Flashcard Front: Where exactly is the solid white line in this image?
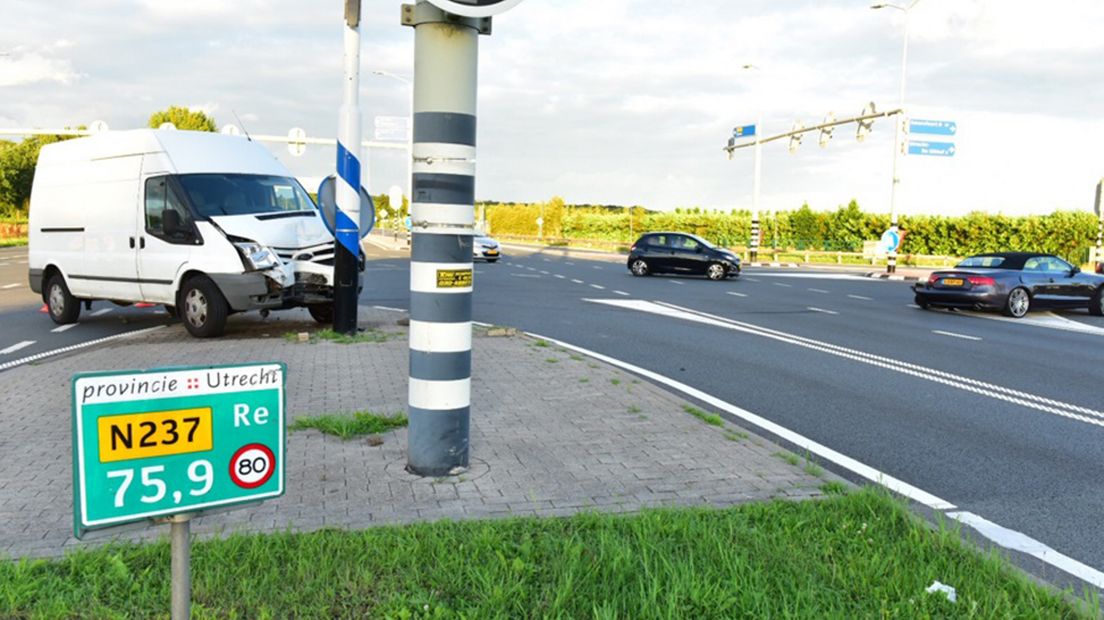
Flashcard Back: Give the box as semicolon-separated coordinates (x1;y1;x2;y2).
373;306;407;313
808;288;830;294
571;279;584;284
554;274;566;279
0;327;166;372
727;292;748;298
669;280;684;285
1;283;19;290
589;284;605;290
807;307;839;315
848;294;874;301
613;290;630;296
1;340;35;355
90;308;113;317
523;329;956;511
773;283;792;288
948;511;1104;589
51;324;77;333
932;330;982;341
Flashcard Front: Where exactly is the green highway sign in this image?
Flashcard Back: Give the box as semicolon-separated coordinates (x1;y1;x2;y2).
72;363;286;538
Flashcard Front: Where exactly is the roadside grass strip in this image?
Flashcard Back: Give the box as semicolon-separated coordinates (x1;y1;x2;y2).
289;411;407;440
283;328;396;344
0;490;1092;618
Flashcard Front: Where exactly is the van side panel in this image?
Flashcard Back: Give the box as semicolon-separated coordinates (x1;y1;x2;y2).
27;161;86;293
55;156;143;300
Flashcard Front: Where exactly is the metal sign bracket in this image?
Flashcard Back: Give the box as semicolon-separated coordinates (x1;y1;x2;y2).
402;3;492;35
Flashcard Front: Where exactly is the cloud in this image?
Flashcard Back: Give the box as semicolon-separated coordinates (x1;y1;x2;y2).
0;52;78;87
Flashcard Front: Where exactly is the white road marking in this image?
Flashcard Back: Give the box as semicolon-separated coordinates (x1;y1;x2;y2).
51;324;77;333
955;310;1104;337
571;279;584;284
808;288;830;294
526;267;536;271
1;340;35;355
613;290;630;296
589;284;605;290
744;277;760;282
90;308;113;317
727;292;748;298
585;298;1104;427
947;511;1104;589
806;307;839;315
565;262;575;265
669;280;684;285
1;283;19;290
773;283;792;288
751;272;872;281
592;266;603;270
511;274;541;278
526;327;956;511
542;258;551;262
907;304;921;309
932;330;982;341
554;274;566;279
0;327;165;372
848;294;874;301
539;270;549;275
373;305;407;312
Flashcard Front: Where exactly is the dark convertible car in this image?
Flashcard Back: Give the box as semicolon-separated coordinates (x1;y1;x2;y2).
913;252;1104;318
627;232;741;280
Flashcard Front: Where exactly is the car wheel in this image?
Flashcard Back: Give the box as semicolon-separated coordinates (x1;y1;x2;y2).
1090;287;1104;317
487;258;499;263
727;266;741;279
308;303;335;324
914;295;929;310
179;276;228;338
45;273;80;325
1003;287;1031;318
707;263;726;281
630;259;649;276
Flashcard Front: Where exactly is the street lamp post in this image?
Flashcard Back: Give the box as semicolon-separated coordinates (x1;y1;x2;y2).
872;0;920;274
372;70;414;214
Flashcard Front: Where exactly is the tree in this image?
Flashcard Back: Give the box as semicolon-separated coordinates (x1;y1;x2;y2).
148;106;217;132
0;134;74;217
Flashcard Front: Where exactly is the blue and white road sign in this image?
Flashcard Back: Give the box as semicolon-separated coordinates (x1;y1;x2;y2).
908;141;956;157
909;119;957;136
880;229;900;253
733;124;756;138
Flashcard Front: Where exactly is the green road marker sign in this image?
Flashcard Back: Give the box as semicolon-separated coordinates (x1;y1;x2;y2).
72;362;286;538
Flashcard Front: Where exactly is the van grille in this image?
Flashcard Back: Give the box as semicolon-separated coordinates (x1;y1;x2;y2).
273;242;335;266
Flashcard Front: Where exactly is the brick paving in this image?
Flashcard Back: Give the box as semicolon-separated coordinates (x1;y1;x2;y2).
0;307;829;559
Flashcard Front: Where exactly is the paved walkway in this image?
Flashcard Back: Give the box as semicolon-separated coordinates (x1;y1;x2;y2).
0;307;830;559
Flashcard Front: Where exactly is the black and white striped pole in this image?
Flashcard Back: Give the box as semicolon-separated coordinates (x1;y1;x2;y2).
1095;179;1102;272
333;0;364;334
403;0;523;476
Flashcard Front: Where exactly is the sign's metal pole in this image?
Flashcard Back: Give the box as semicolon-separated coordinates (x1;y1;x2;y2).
333;0;363;334
170;515;191;620
404;1;482;476
1095;179;1103;271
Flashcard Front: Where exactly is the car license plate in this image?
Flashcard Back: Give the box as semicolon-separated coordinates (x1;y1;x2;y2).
486;250;499;256
942;278;964;287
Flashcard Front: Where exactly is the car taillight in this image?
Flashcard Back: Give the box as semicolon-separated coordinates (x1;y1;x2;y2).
927;273;941;286
967;275;996;286
1097;263;1103;274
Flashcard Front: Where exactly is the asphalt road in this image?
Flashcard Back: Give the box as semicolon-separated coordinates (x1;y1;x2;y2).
362;247;1104;586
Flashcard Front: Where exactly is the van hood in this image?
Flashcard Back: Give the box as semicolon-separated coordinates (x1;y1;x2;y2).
209;212;333;250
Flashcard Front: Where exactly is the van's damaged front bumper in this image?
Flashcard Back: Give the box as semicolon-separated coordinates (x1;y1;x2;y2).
212;261;340;311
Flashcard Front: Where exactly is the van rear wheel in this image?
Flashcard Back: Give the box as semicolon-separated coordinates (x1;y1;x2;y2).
45;273;80;325
179;276;228;338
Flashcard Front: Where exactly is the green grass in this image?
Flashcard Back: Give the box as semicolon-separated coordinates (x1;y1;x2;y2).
683;404;724;427
533;339;549;348
545;358;559;364
0;489;1092;618
627;405;641;414
284;328;395;344
821;481;848;495
724;430;749;442
579;378;590;383
610;378;621;386
775;451;801;467
289;411;407;439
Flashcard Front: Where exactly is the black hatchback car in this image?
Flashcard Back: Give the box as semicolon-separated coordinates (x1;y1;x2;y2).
913;252;1104;318
627;232;740;280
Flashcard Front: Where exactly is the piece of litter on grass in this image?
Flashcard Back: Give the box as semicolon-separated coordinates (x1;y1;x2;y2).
926;581;956;603
297;332;310;342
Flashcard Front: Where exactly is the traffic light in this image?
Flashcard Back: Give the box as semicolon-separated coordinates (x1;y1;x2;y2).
856;102;876;142
819;112;835;148
788;121;805;153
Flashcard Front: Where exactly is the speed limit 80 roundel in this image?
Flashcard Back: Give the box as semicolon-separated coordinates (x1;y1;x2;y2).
426;0;524;18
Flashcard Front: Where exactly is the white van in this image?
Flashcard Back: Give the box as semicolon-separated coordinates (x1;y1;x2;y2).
28;129;348;337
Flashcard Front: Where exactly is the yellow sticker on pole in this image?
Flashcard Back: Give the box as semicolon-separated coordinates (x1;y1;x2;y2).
97;407;213;463
436;269;473;289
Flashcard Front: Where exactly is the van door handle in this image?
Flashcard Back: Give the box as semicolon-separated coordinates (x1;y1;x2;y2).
139;237;146;249
129;236;135;249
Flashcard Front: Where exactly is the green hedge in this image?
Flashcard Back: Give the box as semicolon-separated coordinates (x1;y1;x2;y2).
484;198;1098;264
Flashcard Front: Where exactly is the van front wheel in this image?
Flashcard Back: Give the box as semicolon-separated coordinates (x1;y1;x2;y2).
45;274;80;325
179;276;228;338
308;304;334;324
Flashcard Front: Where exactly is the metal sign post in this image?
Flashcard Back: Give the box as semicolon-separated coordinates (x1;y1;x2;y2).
333;0;364;335
72;363;286;618
402;0;523;476
1095;179;1103;271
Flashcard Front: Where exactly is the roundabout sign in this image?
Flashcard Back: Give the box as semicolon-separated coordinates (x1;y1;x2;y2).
425;0;524;17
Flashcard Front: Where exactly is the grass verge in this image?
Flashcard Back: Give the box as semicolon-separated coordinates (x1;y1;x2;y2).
284;328;395;344
683;404;724;427
289;411;407;439
0;237;27;247
1;489;1092;618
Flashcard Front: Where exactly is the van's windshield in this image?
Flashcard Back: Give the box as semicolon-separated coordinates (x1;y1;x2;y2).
176;174;316;218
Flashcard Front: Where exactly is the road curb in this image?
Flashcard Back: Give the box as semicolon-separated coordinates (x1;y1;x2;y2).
865;272;920;282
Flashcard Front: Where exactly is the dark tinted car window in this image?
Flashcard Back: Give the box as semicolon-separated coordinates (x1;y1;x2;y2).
672;236;701;251
957;256;1005;268
646;235;670;248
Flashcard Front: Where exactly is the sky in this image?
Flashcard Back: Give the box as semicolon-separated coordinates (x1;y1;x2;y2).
2;0;1103;216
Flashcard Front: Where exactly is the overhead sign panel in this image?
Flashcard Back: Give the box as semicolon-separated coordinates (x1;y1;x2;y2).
908;141;956;157
72;363;286;538
910;119;957;136
732;124;756;139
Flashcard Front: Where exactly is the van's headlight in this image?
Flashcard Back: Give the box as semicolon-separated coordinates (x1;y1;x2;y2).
234;241;280;271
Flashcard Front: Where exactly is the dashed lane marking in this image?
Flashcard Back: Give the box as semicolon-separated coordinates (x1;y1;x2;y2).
613;290;630;296
932;330;982;341
0;327;165;372
773;282;792;288
589;284;605;290
1;340;36;355
669;280;684;285
50;324;77;333
90;308;113;317
727;292;748;298
807;307;839;315
808;288;830;294
1;283;19;289
571;279;584;284
848;294;874;301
